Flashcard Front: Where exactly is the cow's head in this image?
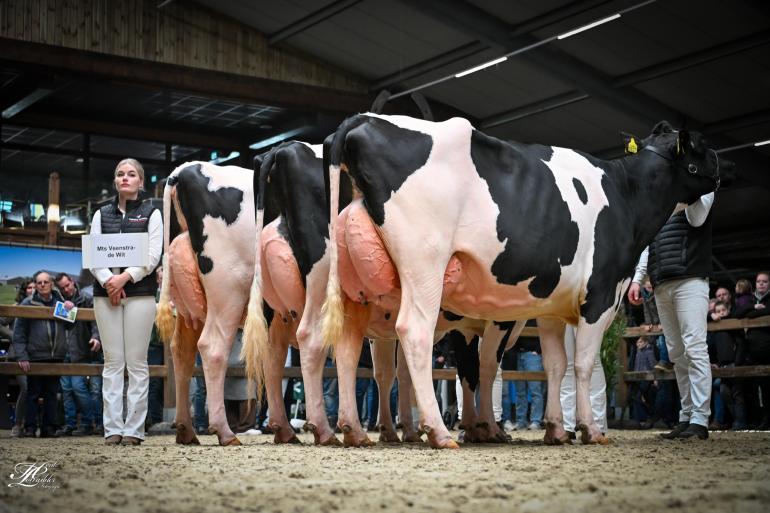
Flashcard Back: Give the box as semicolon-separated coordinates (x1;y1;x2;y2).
628;121;736;203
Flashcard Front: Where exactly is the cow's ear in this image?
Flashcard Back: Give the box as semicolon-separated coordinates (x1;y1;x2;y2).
676;129;691;157
621;132;640;154
651;120;675;135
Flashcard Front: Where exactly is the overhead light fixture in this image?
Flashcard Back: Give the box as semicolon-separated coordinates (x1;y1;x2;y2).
249;126;311;151
209;151;241;164
716;138;770;154
388;0;656;101
455;57;508;78
557;14;621;40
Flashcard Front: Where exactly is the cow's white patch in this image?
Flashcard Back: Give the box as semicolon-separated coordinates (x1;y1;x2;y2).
542;148;609;299
300;143;323;159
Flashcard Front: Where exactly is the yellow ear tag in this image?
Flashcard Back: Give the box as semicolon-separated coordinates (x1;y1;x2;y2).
627;137;638;154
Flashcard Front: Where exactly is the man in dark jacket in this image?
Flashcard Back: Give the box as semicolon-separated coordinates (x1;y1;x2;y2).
12;271;69;437
54;272;102;436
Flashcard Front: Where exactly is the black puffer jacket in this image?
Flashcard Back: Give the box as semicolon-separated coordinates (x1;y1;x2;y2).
12;291;68;362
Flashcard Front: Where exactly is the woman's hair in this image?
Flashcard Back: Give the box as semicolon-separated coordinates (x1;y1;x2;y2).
735;278;752;295
114;158;145;191
15;277;34;304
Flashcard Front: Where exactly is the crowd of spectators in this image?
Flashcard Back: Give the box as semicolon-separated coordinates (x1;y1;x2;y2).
626;271;770;431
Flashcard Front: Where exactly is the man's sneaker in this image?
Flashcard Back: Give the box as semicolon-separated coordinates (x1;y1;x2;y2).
503;420;515;432
94;425;105;436
40;427;57;438
677;423;708;440
73;425;94;436
22;428;37;438
55;426;76;437
10;425;22;438
654;361;674;372
194;426;208;436
528;421;543;431
513;423;527;431
660;421;689;439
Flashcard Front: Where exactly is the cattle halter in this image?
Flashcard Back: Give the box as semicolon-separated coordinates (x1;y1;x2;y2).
642;145;721;191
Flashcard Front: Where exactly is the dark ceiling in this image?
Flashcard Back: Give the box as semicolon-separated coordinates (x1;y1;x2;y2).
0;0;768;282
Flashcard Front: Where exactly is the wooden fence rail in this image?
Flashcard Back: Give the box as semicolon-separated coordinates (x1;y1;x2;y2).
2;305;769;413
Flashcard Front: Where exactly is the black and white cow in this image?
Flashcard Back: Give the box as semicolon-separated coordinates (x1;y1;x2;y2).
156;161;256;446
322;114;734;448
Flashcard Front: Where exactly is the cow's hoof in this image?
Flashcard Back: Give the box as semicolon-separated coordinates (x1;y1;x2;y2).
272;425;301;444
174;424;200;445
378;425;401;443
400;431;423;443
221;436;242;446
342;431;376;447
544;422;572;445
459;424;483;443
304;422;332;445
578;424;610;445
429;434;460;449
319;435;343;447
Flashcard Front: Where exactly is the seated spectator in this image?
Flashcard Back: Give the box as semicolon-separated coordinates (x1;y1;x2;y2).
709;301;747;430
733;271;770;430
734;279;754;309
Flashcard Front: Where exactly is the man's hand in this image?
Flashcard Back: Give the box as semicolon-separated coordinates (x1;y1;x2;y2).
757;304;766;310
627;282;643;305
63;300;75;310
89;338;101;352
18;360;30;372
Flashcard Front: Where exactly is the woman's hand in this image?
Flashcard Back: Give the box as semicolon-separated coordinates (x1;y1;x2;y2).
105;273;131;306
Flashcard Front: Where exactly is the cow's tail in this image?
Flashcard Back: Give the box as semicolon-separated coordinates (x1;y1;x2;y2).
155;172;179;343
322;115;369;351
241;152;273;403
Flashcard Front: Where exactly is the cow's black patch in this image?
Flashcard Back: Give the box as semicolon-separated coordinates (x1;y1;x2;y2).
260;143;329;286
330;116;432;226
470;132;580;298
572;178;588;204
442;310;464;322
493;321;515;362
449;331;480;391
174;163;244;274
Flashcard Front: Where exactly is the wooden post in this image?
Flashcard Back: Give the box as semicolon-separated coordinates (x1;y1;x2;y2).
46;172;60;245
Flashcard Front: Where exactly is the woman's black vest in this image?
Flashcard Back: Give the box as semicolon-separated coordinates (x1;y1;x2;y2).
648;210;712;287
93;197;159;298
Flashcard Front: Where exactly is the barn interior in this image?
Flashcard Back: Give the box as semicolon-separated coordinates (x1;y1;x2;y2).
1;0;768;281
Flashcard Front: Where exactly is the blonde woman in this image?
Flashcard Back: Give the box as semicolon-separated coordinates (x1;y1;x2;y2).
89;158;162;446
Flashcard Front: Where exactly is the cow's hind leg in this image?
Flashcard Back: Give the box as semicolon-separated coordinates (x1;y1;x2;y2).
171;316;202;445
538;317;571;445
335;299;375;447
264;318;300;444
396;286;457;449
371;339;399;443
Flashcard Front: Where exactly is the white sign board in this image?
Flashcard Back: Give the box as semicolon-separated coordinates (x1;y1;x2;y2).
81;233;149;268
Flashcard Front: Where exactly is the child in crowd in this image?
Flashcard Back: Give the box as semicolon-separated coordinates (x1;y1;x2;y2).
734;279;754;309
709;301;746;430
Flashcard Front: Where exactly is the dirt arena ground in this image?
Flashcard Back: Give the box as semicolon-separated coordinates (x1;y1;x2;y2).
1;429;769;513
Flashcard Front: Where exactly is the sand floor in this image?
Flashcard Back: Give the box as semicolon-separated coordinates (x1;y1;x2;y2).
1;429;769;513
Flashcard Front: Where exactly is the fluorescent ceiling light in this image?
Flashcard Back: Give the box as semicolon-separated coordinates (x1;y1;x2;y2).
209;151;241;165
249;126;311;150
557;13;621;40
755;139;770;147
455;56;508;78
